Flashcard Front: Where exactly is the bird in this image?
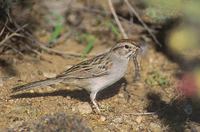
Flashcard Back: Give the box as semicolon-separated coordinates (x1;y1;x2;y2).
12;39;140;112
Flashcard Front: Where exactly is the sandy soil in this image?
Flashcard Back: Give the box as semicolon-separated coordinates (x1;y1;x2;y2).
1;0;200;131
1;38;199;131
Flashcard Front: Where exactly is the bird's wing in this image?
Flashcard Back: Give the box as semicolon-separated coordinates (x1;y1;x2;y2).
56;53;112;79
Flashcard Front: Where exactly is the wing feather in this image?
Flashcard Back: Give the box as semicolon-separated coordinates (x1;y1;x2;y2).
56;53;112;79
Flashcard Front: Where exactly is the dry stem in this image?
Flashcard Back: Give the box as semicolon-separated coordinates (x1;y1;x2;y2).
0;24;28;47
124;0;162;47
108;0;128;39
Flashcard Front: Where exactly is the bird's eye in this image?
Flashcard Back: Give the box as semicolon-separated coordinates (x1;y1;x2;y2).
124;45;129;49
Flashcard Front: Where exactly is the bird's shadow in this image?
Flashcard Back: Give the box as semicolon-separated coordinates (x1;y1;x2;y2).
10;78;127;102
0;58;18;76
146;92;200;131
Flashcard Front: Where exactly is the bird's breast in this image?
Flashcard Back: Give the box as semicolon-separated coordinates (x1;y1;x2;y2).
90;59;128;92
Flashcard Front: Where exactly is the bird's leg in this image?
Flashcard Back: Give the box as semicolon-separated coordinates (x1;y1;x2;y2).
90;91;100;113
122;82;130;102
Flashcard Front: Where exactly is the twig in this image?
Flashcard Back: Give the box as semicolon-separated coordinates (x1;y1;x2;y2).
0;32;22;47
4;23;28;34
28;36;85;58
108;0;143;83
0;24;28;47
47;31;72;48
126;95;181;116
4;44;24;56
0;26;6;36
124;0;162;47
38;44;84;58
125;112;156;116
12;21;86;58
11;24;84;58
108;0;128;39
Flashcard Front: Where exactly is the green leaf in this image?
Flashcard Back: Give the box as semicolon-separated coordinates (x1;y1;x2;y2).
83;35;96;57
48;14;64;43
105;20;120;39
145;71;170;87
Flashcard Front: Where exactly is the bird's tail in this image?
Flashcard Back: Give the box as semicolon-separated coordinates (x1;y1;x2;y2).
12;78;63;93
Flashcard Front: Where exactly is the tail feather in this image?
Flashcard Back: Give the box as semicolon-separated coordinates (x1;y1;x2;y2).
12;78;63;93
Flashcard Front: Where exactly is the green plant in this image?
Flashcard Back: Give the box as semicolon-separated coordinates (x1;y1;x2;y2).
48;14;64;44
78;33;96;57
104;20;120;39
145;71;170;87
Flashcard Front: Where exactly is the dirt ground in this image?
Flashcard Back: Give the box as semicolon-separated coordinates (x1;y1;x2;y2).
0;0;200;131
0;38;200;131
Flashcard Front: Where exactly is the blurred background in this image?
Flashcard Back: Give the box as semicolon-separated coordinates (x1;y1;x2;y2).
0;0;200;131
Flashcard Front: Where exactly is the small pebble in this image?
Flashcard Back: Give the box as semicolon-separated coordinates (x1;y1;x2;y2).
118;93;124;98
113;117;123;124
77;102;92;114
43;72;56;78
135;116;143;124
149;122;161;131
72;107;76;112
30;90;35;93
66;96;71;100
100;116;106;122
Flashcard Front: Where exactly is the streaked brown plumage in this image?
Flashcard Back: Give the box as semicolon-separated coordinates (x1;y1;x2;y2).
12;39;140;112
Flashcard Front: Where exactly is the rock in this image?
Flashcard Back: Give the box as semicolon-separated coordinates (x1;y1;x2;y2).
72;107;76;112
118;93;124;98
113;117;123;124
5;112;91;132
100;116;106;122
135;116;143;124
43;72;56;78
149;122;161;132
66;96;71;100
77;102;93;114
